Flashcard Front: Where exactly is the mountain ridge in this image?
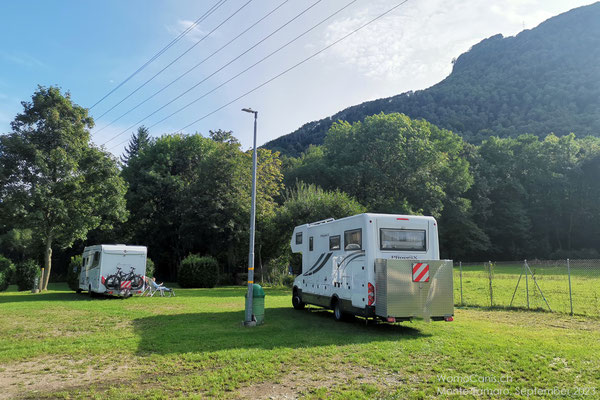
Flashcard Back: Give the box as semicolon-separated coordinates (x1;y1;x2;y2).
264;2;600;157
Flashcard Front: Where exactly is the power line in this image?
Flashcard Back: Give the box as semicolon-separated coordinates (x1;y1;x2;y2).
94;0;291;135
93;0;251;125
89;0;227;110
176;0;411;135
146;0;357;130
102;0;335;147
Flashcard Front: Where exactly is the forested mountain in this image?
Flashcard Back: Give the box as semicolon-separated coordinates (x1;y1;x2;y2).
264;2;600;156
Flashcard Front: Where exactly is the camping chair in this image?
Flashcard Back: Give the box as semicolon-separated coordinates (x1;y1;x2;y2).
147;278;175;297
138;278;151;297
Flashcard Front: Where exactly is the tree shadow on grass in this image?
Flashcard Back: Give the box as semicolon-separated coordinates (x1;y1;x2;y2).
0;286;290;304
133;306;430;354
0;292;100;304
173;286;291;298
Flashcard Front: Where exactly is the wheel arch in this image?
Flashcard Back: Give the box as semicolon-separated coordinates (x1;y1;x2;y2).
330;294;340;309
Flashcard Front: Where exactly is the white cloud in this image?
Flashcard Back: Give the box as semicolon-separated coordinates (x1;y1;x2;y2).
166;19;211;43
319;0;595;85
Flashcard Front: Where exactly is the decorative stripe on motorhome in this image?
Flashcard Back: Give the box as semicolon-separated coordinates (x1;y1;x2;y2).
303;253;333;276
303;252;325;275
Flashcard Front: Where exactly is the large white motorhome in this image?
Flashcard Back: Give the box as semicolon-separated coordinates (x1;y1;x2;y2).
78;244;147;297
290;213;453;322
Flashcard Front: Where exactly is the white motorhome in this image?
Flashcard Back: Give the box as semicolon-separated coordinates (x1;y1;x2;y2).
290;213;453;322
78;244;147;297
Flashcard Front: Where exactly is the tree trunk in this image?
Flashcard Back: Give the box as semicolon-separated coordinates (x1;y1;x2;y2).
42;236;52;291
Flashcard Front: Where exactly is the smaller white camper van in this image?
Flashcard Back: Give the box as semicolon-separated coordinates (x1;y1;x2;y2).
290;213;453;322
78;245;147;297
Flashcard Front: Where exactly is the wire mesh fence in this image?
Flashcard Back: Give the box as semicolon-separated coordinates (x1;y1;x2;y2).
454;259;600;317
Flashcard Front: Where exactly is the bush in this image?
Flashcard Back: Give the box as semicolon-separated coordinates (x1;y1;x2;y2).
282;274;295;287
15;259;41;291
0;255;15;291
67;255;83;291
178;254;218;288
0;271;9;292
145;258;155;278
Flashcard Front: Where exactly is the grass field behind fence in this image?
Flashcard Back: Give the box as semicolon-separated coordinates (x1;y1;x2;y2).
453;262;600;316
1;284;600;399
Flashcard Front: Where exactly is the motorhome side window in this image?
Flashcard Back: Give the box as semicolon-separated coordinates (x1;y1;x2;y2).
380;229;426;251
344;229;362;250
91;252;101;269
309;236;313;251
295;232;302;245
329;235;341;251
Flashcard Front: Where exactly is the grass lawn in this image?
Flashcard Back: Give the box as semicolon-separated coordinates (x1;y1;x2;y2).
1;284;599;399
454;263;600;316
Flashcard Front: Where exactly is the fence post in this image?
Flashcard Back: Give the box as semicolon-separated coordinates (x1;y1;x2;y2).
567;258;573;316
524;259;529;309
459;261;463;306
487;261;493;308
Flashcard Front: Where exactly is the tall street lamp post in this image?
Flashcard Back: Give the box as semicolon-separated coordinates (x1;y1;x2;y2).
242;107;258;327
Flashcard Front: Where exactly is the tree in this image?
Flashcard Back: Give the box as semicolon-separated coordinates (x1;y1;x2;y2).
0;86;128;290
264;182;366;274
120;126;151;165
122;133;283;279
291;113;473;217
209;129;239;145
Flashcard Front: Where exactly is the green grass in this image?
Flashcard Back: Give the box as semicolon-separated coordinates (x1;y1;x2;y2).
1;283;599;399
454;263;600;316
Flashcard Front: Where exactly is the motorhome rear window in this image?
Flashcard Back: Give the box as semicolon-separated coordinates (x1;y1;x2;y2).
329;235;341;251
309;236;313;251
344;229;362;250
380;229;426;251
295;232;303;245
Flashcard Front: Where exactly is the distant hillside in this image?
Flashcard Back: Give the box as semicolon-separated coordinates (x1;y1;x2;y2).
264;3;600;156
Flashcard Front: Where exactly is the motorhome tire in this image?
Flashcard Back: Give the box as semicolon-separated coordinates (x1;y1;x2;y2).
76;289;82;294
332;299;346;322
292;292;305;310
88;286;95;298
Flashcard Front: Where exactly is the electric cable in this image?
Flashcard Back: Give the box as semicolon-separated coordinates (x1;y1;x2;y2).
89;0;227;110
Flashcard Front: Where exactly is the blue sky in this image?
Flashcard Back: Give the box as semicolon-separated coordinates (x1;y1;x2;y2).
0;0;595;155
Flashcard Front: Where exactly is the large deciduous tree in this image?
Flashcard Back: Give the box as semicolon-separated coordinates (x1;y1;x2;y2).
122;133;283;279
291;113;473;216
0;86;128;290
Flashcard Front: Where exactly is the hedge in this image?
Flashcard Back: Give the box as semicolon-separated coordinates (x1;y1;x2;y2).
67;255;83;291
145;258;155;278
15;259;41;291
178;254;218;288
0;255;15;292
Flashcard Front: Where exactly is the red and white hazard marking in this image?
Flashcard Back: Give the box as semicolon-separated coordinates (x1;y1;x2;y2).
412;263;430;282
120;280;132;289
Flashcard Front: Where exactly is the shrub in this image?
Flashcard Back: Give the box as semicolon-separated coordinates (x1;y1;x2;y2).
0;255;15;291
67;255;83;291
145;258;155;278
178;254;218;288
15;259;41;291
0;271;9;292
282;274;295;288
